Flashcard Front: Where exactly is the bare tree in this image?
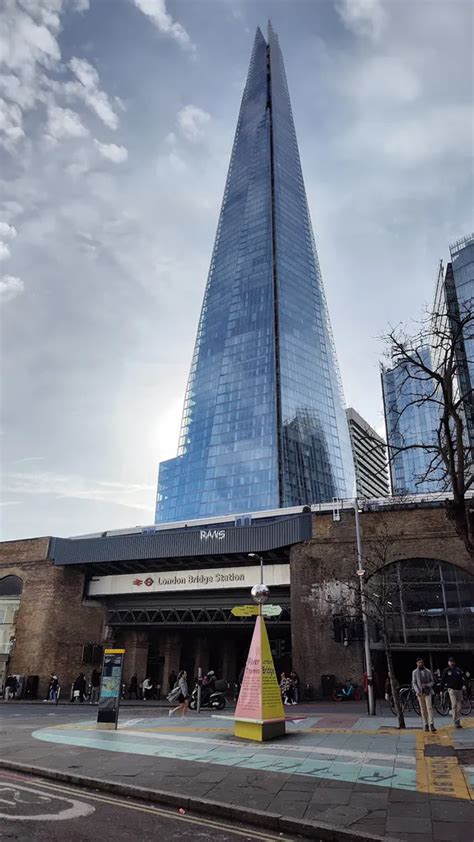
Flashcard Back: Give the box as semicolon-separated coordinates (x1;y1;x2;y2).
380;297;473;557
324;516;448;729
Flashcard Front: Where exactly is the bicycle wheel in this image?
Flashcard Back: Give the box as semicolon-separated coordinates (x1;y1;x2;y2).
461;693;472;716
411;692;421;716
434;693;450;716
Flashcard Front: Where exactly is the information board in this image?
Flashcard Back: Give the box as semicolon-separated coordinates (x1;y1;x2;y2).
97;648;125;730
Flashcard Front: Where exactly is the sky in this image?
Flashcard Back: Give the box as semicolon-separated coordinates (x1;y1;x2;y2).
0;0;472;540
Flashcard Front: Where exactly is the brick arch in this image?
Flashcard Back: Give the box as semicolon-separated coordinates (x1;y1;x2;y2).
387;554;473;577
0;573;23;596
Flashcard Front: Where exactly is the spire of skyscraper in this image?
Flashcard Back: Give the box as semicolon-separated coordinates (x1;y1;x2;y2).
156;26;355;523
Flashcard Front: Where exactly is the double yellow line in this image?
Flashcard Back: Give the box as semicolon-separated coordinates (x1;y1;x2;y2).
25;775;291;840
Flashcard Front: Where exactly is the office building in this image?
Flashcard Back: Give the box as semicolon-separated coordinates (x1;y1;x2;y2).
156;24;354;523
448;235;474;453
346;408;390;499
381;347;444;495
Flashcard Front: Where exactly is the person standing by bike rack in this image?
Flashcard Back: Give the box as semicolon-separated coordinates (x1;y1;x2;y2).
412;657;436;732
441;656;466;729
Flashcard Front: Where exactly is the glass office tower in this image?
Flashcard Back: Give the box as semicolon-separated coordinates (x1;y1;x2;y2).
381;348;444;495
156;24;354;523
448;234;474;453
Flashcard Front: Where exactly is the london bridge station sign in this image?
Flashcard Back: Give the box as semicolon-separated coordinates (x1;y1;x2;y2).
87;563;290;596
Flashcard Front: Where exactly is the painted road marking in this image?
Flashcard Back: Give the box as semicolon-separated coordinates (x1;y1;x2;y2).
32;726;418;790
415;732;471;801
0;779;95;821
23;776;291;841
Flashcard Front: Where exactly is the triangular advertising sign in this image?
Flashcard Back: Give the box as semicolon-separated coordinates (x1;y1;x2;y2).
234;615;285;741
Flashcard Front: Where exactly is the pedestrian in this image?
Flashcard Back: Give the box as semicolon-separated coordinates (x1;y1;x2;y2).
89;668;101;704
4;675;17;701
441;656;466;729
47;673;60;705
412;657;436;733
168;670;189;717
168;670;177;693
142;677;153;701
72;672;87;703
290;671;299;705
280;672;292;705
128;674;138;700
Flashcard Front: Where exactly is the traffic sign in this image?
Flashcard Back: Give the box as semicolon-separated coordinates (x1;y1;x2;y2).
231;605;259;617
262;604;282;617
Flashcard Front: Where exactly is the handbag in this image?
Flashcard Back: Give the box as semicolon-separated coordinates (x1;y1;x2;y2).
167;686;181;704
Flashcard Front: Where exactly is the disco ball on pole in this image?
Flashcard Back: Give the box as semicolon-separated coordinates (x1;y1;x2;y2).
251;583;270;604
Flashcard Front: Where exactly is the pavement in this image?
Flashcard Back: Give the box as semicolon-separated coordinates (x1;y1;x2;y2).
0;702;473;841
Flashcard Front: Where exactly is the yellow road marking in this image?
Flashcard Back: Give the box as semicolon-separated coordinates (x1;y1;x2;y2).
14;775;289;840
415;731;471;801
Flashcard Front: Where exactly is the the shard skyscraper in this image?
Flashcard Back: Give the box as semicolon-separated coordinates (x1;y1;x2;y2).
156;24;354;523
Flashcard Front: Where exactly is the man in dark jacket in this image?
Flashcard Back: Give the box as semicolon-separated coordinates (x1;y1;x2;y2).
72;673;87;703
441;657;466;728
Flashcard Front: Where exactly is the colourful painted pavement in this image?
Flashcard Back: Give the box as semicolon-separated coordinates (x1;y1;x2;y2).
33;712;474;801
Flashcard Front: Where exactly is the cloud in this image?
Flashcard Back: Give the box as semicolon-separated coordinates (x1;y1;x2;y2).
177;105;211;141
0;221;17;240
0;242;11;261
131;0;194;50
69;57;119;129
94;139;128;163
2;468;155;512
0;274;24;303
339;105;472;167
342;56;421;104
46;104;88;140
336;0;387;40
0;98;25;151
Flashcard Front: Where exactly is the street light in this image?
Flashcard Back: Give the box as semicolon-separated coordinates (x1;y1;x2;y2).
354;498;375;716
248;552;264;585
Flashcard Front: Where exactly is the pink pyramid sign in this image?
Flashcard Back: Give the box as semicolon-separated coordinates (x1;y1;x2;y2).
235;615;285;723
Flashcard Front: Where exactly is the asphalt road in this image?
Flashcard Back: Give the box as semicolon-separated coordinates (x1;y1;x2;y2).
0;770;298;841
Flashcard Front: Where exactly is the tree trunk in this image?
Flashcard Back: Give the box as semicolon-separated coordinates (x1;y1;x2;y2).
385;642;406;729
445;499;474;558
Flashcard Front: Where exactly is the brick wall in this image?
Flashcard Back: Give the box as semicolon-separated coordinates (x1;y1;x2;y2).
290;506;472;697
0;538;106;698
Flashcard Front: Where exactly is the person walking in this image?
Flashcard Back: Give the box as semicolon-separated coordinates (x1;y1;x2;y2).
280;672;293;705
168;670;189;717
4;675;17;701
142;677;153;701
412;657;436;732
47;674;60;705
441;656;466;729
72;672;87;703
89;669;101;704
128;674;138;700
290;671;299;705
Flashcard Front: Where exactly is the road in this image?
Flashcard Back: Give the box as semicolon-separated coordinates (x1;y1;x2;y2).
0;770;298;841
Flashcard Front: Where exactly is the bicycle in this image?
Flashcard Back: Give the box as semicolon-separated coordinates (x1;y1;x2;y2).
434;688;472;717
389;685;421;716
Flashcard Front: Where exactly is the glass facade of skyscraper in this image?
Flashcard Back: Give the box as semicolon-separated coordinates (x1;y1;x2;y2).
382;347;444;495
156;25;354;523
449;234;474;452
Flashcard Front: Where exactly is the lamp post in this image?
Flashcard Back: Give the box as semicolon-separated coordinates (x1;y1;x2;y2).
354;499;375;716
248;552;264;585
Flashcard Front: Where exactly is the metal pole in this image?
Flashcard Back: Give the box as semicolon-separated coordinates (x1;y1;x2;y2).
259;554;263;585
354;499;375;716
197;666;202;714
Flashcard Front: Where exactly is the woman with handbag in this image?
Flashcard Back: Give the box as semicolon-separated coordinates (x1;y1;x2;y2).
168;670;189;717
